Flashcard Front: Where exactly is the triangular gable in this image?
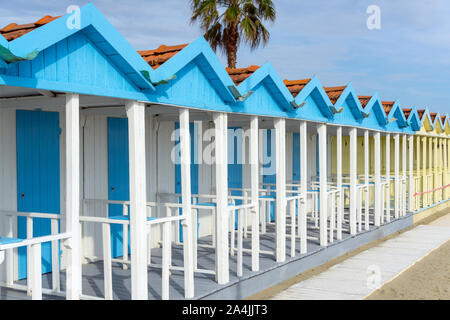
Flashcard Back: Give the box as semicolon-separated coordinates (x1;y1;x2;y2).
417;108;434;132
0;3;155;91
359;93;387;128
329;83;365;123
384;100;408;131
431;112;444;133
236;62;293;113
150;36;237;103
290;76;334;120
442;115;450;134
404;108;421;132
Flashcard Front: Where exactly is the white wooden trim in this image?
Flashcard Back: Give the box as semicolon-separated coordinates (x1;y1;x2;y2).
349;127;357;235
250;116;259;271
65;93;81;300
394;133;400;218
336;126;343;240
374;132;381;226
179;109;195;295
318;124;328;245
386;134;391;222
213;112;229;284
364;130;370;231
299;121;308;252
126;101;148;300
275;118;286;261
408;135;414;212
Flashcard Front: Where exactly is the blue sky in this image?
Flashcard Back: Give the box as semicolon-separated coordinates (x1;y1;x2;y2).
1;0;449;115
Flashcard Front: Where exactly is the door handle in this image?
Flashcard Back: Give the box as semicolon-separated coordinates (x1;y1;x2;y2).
21;193;24;198
111;187;115;191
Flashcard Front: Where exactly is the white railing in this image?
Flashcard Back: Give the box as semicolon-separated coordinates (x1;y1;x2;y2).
0;209;71;300
81;199;188;300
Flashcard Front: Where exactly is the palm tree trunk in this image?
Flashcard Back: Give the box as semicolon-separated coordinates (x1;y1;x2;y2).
226;28;238;69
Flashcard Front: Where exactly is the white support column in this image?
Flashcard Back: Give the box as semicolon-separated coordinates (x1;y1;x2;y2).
394;133;400;218
250;116;259;271
402;134;407;216
443;138;448;200
415;136;421;210
65;93;81;300
214;112;229;284
274;118;286;261
364;130;370;230
336;126;343;240
386;134;391;222
408;135;414;212
318;124;328;245
126;101;148;300
423;136;428;207
349;127;357;235
179;108;195;296
374;131;381;226
299;121;308;252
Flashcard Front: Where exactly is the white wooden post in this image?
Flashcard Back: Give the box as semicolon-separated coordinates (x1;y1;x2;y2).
65;93;81;300
299;121;308;252
237;209;243;276
402;134;407;216
214;112;229;284
422;136;427;207
364;130;370;230
416;136;421;210
385;134;391;222
26;216;33;296
394;133;400;218
31;243;42;300
336;126;343;240
275;118;286;261
374;131;381;226
434;137;438;204
250;116;259;271
318;124;328;245
444;138;448;200
349;127;357;235
179;109;196;295
162;221;171;300
51;219;60;291
408;135;414;212
102;223;113;300
6;217;14;286
126;101;148;300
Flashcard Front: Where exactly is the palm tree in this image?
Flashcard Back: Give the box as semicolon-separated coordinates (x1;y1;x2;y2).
190;0;276;69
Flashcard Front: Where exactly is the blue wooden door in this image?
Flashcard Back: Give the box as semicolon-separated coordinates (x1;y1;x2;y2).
228;127;242;229
16;110;60;280
174;122;198;241
107;117;130;258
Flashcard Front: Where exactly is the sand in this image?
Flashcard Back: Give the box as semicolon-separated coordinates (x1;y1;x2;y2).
248;208;450;300
366;239;450;300
367;213;450;300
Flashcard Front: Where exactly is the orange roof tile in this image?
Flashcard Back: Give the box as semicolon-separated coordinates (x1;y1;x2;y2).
441;115;447;124
381;101;395;115
139;44;188;69
402;108;412;119
324;86;346;104
283;79;311;98
226;65;260;85
358;96;372;109
417;109;426;120
0;15;60;41
430;112;437;123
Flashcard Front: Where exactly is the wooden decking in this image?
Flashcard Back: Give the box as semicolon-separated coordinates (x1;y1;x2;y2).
1;211;414;300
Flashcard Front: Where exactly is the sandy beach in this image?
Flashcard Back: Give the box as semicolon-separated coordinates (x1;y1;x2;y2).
367;213;450;300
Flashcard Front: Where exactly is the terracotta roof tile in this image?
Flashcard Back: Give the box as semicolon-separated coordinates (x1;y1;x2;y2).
417;109;426;120
441;115;447;124
139;44;188;69
324;86;346;104
226;65;260;85
402;108;412;119
283;79;311;98
430;112;437;123
381;101;395;115
0;15;60;41
358;96;372;109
